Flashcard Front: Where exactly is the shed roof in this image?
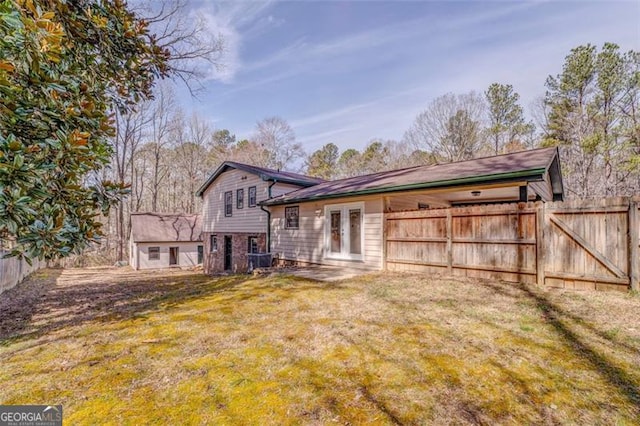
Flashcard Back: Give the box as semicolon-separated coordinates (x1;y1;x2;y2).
196;161;324;197
261;147;564;206
130;213;202;243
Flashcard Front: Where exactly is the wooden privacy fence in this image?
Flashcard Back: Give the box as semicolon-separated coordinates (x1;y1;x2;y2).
0;253;43;296
384;197;640;291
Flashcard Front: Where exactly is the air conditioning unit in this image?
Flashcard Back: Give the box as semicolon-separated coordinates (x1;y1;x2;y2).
247;253;272;271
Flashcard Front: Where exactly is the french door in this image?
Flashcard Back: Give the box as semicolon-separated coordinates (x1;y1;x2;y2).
325;202;364;261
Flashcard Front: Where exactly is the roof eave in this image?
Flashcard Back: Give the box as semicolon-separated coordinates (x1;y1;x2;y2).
261;168;547;206
259;175;320;187
549;148;565;201
196;162;320;197
195;162;231;197
133;240;203;243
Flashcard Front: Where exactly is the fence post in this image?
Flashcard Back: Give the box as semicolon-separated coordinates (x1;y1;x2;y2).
536;202;545;287
446;209;453;274
630;198;639;291
382;197;389;271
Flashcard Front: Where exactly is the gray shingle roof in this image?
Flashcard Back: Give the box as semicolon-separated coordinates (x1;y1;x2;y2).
130;213;202;243
261;147;563;206
196;161;324;197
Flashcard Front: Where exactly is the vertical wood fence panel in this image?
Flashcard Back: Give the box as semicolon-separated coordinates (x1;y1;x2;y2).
631;197;640;291
385;197;638;291
0;254;43;296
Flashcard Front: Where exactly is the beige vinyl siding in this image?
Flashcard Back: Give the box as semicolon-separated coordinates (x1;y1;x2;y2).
134;242;202;270
270;196;384;270
272;182;305;197
202;169;303;234
388;195;426;211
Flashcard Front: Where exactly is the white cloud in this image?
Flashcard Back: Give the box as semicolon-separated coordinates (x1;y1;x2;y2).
191;1;278;83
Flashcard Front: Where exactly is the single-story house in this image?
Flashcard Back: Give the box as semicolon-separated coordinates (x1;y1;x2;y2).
261;147;564;271
129;213;203;270
195;161;323;274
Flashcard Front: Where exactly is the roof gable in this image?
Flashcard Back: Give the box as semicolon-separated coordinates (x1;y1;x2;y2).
262;147;564;206
196;161;324;197
130;213;202;243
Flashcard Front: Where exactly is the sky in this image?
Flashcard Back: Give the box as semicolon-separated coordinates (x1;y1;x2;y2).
177;0;640;154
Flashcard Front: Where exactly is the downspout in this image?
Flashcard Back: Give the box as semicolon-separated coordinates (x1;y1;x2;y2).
260;179;277;253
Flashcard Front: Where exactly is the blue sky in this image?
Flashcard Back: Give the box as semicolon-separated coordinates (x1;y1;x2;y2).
180;0;640;153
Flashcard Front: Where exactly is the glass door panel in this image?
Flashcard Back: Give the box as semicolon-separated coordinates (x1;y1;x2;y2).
349;209;361;255
330;211;341;253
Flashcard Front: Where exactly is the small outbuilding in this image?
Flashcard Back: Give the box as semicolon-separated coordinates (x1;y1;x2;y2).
129;213;203;270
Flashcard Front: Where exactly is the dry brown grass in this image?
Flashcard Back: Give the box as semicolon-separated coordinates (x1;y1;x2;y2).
1;267;639;424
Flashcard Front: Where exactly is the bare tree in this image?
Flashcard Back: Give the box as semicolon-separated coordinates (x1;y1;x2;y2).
110;105;150;261
383;140;437;170
173;114;214;213
252;117;305;170
147;83;179;212
225;139;268;166
404;92;487;162
135;0;226;93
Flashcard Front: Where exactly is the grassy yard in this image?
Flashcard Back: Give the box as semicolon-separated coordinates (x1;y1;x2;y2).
1;267;639;425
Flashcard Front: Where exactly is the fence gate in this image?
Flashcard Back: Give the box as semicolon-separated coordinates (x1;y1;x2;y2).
541;198;632;291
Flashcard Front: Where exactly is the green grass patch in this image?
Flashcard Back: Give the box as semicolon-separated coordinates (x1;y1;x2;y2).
1;268;639;424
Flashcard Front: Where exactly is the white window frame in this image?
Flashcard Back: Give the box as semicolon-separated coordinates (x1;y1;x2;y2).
324;201;365;261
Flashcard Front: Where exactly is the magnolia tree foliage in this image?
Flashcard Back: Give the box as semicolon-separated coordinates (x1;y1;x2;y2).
0;0;168;260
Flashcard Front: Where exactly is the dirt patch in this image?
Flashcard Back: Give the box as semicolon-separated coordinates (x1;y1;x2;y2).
0;267;230;343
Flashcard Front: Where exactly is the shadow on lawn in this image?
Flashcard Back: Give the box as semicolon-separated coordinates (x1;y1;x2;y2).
480;280;640;412
0;268;341;346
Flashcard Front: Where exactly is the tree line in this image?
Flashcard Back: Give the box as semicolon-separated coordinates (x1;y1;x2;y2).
102;42;639;262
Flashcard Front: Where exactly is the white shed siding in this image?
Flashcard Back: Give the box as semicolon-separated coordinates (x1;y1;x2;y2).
270;196;384;270
134;242;203;270
129;236;137;269
201;169;303;234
